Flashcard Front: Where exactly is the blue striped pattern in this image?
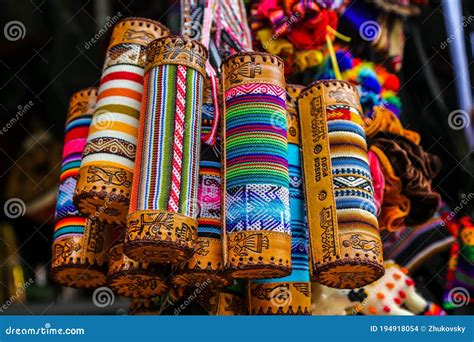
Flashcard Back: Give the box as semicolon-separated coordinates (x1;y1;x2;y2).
253;144;309;283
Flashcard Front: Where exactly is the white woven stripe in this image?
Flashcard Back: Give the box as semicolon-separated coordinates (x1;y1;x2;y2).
101;64;143;77
82;153;135;171
330;150;370;164
87;130;137;145
99;80;143;93
328;131;368;147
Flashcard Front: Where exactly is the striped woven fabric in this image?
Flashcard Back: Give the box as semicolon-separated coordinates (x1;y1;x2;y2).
129;64;203;217
225;83;290;233
249;85;310;314
81;61;144;172
75;18;169;225
325;102;379;232
54;89;96;241
382;215;454;271
51;88;112;288
197;159;221;239
125;37;207;264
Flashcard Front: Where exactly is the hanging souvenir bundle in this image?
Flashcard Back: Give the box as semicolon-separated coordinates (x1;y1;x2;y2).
74;18;170;225
51;88;113;288
49;0;455;316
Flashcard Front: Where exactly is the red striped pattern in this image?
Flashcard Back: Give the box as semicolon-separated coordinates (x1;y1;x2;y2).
168;65;187;213
100;71;143;85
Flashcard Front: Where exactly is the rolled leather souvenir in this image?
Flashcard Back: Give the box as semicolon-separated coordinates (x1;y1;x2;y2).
125;36;207;264
222;52;292;279
298;80;384;289
171;85;229;287
74;18;170;225
108;225;168;298
52;88;113;288
249;85;311;314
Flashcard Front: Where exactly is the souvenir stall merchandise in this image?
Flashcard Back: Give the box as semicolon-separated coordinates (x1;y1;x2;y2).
45;0;469;315
312;260;446;316
222;52;292;279
171;79;229;288
248;85;311;315
107;224;168;298
382;213;455;272
443;214;474;310
316;49;401;117
339;0;428;72
51;88;114;288
197;280;246;315
298;80;384;289
366;106;441;231
249;0;349;74
74;18;170;225
125;37;207;264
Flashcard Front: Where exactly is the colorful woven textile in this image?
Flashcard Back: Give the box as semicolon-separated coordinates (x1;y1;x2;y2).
171;114;228;287
130;63;203;215
223;52;291;279
55;89;96;234
370;144;411;231
382;215;454;272
298;80;384;289
75;18;169;225
249;85;311;314
126;37;207;264
51;88;111;288
443;214;474;309
317;51;402;117
368;149;385;214
371;133;441;227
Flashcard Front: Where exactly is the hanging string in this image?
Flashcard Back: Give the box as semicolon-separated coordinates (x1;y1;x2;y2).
200;0;220;146
325;25;351;80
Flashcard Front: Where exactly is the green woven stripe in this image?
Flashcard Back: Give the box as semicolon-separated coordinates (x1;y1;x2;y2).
95;104;140;118
157;64;177;209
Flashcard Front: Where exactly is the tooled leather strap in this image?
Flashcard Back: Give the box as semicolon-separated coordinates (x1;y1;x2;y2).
298;83;340;270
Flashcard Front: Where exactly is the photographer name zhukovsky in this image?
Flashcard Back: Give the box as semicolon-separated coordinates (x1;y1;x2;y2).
428;325;466;333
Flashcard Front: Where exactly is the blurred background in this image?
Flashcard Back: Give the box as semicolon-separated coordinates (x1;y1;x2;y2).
0;0;473;314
